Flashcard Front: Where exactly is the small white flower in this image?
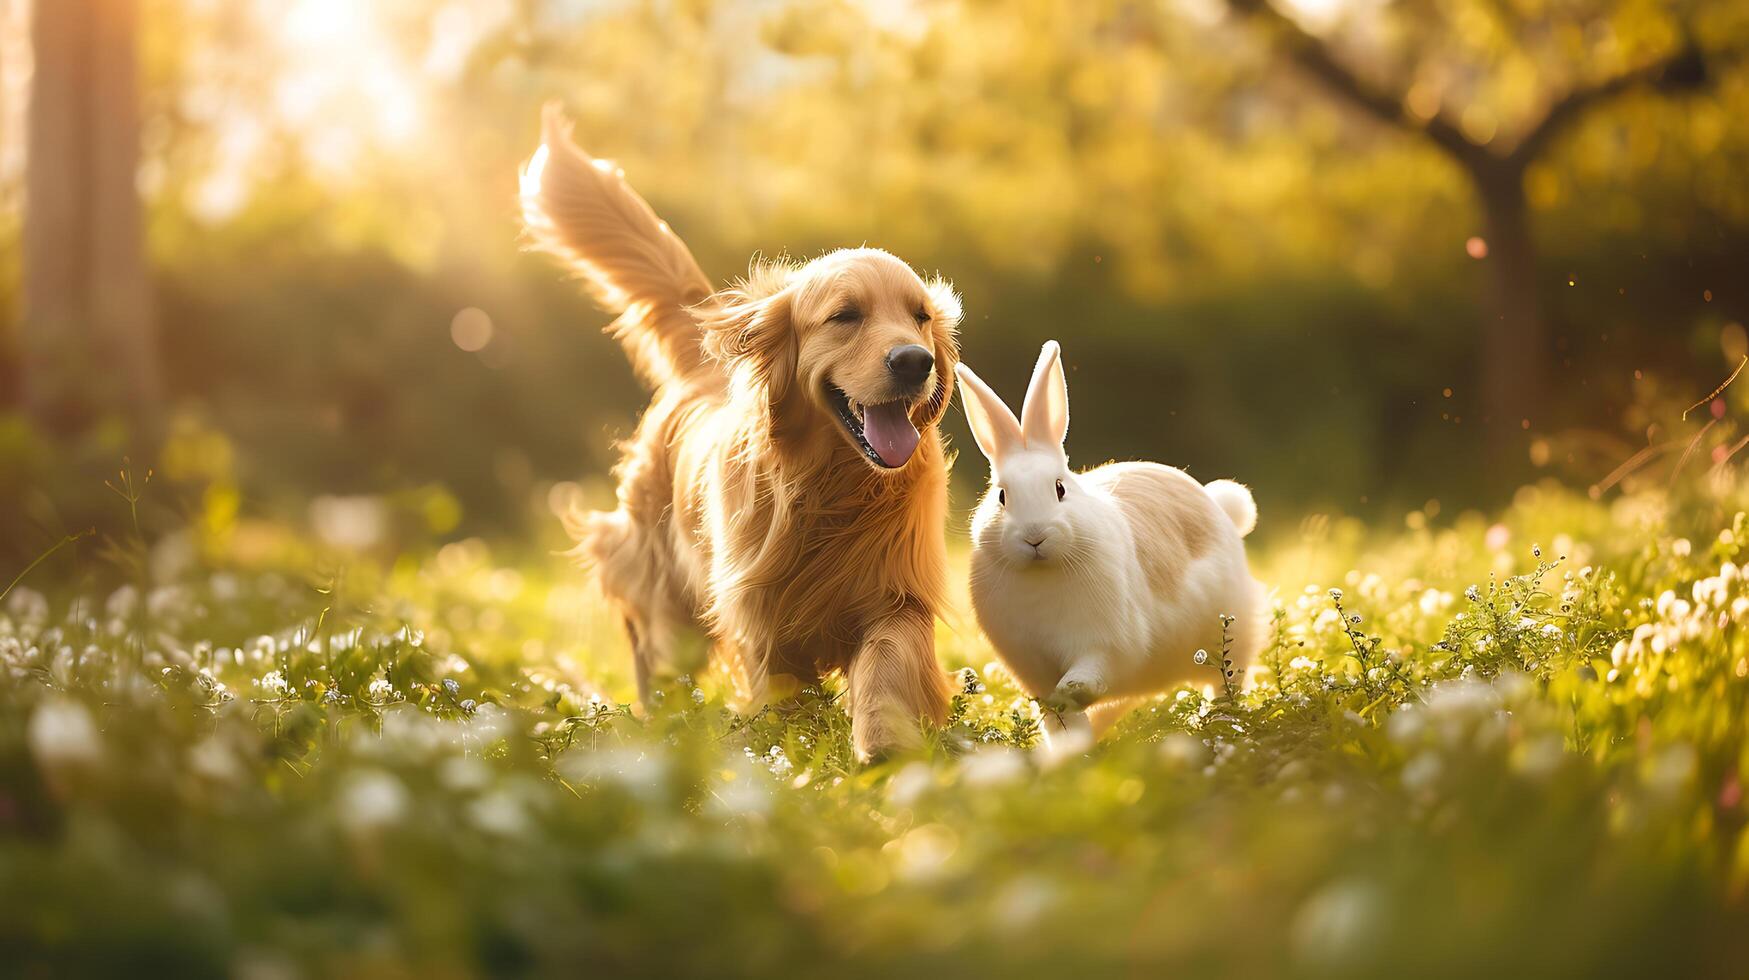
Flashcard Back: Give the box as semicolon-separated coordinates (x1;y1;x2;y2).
468;790;531;836
105;585;139;619
764;745;794;778
5;587;50;623
29;697;103;772
255;671;290;697
961;747;1028;787
338;770;408;833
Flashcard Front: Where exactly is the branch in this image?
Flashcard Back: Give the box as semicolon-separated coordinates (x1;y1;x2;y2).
1225;0;1483;168
1508;39;1708;168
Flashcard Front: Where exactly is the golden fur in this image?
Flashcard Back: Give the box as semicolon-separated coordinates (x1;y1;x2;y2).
522;107;959;759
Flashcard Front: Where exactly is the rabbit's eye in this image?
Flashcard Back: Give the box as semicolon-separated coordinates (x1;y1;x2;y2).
1055;480;1066;502
997;488;1006;507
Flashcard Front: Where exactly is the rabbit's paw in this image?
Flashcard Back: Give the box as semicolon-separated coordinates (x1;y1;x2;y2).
1042;677;1102;715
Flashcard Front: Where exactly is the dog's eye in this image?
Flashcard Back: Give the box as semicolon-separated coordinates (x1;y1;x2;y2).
914;308;930;324
1056;480;1066;502
828;308;860;325
997;488;1006;507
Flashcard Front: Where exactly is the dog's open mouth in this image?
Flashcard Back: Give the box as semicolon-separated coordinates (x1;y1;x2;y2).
826;384;921;469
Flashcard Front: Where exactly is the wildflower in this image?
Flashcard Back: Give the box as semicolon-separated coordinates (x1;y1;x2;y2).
255;671;290;697
443;677;460;696
765;745;794;778
105;585;139;619
468;791;530;836
189;737;243;784
29;698;103;773
1401;753;1442;794
893;823;958;883
889;761;934;806
1193;649;1209;665
1328;588;1342;601
5;587;50;624
1465;585;1482;602
338;770;409;833
962;747;1028;787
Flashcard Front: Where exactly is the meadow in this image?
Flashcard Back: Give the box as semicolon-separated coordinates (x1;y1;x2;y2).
4;469;1748;978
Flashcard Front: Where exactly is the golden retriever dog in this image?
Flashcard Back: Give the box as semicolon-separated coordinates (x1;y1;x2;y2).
520;107;960;759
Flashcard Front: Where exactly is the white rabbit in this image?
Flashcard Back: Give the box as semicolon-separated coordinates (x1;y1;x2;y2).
956;340;1266;746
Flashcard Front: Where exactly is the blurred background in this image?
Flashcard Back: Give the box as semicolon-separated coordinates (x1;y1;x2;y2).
1;0;1746;566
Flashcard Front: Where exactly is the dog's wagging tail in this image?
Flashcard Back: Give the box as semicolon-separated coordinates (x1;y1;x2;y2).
521;105;962;760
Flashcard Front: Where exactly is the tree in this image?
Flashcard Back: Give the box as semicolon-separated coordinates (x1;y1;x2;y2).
1225;0;1712;463
22;0;158;436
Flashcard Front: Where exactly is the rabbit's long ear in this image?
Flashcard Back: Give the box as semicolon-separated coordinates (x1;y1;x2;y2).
1020;340;1068;448
955;363;1022;462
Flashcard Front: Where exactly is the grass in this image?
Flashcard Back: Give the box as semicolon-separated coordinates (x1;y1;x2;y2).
3;477;1749;978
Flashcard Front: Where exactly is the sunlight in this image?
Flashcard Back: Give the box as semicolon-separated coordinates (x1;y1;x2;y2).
1278;0;1354;29
0;0;29;194
279;0;421;136
269;0;425;169
519;144;550;202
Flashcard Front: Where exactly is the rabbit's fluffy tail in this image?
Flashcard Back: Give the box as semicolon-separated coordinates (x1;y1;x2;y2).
521;104;713;388
1203;480;1257;537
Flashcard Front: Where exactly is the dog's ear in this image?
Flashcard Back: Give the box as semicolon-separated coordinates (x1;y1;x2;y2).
921;276;962;426
923;277;962;337
701;283;797;403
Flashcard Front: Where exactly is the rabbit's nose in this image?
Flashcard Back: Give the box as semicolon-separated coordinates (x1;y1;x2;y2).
887;344;934;387
1024;536;1046;548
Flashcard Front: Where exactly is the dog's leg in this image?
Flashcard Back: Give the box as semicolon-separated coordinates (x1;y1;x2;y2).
847;599;952;762
621;616;652;707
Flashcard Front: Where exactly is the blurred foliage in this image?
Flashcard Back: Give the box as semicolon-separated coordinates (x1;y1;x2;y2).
0;0;1747;551
6;465;1749;974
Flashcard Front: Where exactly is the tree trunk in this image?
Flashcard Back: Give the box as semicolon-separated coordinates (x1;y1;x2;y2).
1471;160;1543;473
22;0;159;437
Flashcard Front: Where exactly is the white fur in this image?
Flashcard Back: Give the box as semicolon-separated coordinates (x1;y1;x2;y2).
1203;479;1257;536
957;340;1267;747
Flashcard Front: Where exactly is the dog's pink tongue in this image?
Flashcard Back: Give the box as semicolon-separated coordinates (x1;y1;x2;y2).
862;402;920;467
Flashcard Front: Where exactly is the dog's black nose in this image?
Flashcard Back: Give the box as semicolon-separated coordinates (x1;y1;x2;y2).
887;344;935;386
